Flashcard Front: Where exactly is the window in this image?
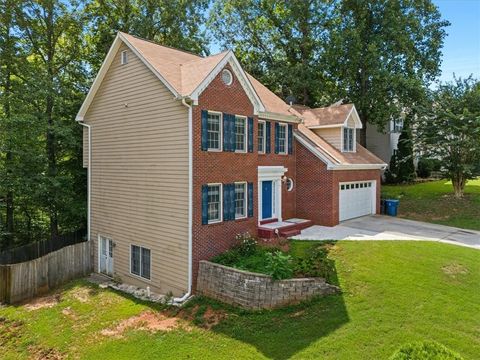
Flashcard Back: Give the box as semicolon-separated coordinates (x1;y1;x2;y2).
207;112;221;151
343;127;355;152
258;121;266;153
234;182;247;219
121;50;128;65
235;116;247;152
130;245;151;280
277;124;287;154
221;69;233;85
207;184;222;223
393;118;404;133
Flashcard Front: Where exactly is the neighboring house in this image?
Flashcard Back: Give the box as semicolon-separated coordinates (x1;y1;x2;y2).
364;118;404;164
76;32;386;298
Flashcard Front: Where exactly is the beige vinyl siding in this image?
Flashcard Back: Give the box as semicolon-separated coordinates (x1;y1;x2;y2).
83;43;189;296
346;116;356;128
313;127;342;150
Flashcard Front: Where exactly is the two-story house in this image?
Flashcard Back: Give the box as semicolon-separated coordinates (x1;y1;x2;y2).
76;32;386;300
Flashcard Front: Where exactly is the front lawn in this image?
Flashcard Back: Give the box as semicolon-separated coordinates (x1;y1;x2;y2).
382;178;480;230
1;241;479;359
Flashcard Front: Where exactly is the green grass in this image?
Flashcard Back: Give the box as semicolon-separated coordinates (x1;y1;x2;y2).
1;241;479;359
382;178;480;230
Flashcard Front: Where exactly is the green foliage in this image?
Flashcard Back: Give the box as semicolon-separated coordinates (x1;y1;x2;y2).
390;341;463;360
234;232;258;256
265;250;293;280
293;244;335;282
416;77;480;198
417;158;442;178
385;122;416;183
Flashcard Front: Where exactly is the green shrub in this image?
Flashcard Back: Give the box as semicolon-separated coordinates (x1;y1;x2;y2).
211;248;242;266
265;251;294;279
390;341;463;360
293;244;335;282
417;158;435;178
234;232;258;256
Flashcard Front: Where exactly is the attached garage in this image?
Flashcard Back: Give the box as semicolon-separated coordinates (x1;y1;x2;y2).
339;181;376;221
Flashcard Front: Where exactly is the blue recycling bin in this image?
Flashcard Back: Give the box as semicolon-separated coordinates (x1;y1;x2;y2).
385;199;399;216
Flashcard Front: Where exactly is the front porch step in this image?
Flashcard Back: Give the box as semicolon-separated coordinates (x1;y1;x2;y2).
257;219;312;239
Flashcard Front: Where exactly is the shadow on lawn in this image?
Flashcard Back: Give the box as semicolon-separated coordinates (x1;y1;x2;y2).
207;243;349;360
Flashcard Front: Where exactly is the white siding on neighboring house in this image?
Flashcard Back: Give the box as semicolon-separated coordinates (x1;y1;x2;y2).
313;127;342;150
82;43;189;296
362;120;400;164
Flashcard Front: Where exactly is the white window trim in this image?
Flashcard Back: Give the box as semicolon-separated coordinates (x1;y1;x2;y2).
221;69;233;86
278;123;288;155
341;126;356;153
129;244;152;282
207;183;223;224
258;120;266;154
257;166;287;223
207;111;223;152
234;181;248;220
234;115;248;153
120;50;128;65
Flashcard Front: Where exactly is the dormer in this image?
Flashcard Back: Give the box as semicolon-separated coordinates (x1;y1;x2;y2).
291;103;362;153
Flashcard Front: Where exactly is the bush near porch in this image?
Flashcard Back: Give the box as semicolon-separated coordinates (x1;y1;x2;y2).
382;178;480;231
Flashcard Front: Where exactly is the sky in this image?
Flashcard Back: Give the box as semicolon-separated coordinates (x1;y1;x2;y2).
208;1;480;84
433;0;480;82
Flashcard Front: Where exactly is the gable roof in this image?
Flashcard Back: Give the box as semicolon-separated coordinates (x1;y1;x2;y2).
77;32;301;121
295;124;386;170
291;103;362;128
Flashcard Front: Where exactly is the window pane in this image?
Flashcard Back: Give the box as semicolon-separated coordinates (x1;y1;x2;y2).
207;113;221;150
141;248;151;280
348;128;354;151
343;128;348;151
258;122;265;152
208;185;221;222
278;124;286;153
235;117;246;151
235;183;246;218
131;245;140;276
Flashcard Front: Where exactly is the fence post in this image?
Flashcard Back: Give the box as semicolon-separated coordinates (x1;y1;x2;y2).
0;265;12;304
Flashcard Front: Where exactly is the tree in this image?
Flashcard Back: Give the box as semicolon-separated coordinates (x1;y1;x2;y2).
209;0;335;106
86;0;210;71
395;119;416;183
416;77;480;198
323;0;449;146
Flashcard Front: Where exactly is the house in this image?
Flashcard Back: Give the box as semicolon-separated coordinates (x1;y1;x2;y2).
364;118;404;165
76;32;386;299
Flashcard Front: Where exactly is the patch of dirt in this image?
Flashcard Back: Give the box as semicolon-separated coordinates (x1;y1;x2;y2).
24;294;61;311
0;317;24;347
201;307;227;329
100;311;187;338
70;286;93;303
442;263;469;277
61;307;78;320
28;345;64;360
177;304;227;330
289;310;305;318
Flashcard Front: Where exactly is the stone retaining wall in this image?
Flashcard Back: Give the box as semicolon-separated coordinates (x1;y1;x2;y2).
196;260;340;310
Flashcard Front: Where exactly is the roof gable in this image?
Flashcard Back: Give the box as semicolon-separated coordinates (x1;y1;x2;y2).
291;103;362;129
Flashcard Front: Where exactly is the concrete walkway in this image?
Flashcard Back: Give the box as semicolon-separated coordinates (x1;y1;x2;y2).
292;215;480;250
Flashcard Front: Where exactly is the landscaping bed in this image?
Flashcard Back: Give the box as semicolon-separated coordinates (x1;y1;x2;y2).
211;233;336;281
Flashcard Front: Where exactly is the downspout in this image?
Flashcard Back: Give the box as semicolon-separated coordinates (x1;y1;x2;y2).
174;97;193;304
78;122;91;242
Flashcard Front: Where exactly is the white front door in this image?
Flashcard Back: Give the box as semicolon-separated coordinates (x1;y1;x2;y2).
99;236;114;276
339;181;376;221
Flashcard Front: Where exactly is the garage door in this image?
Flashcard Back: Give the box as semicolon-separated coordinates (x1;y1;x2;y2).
339;181;375;221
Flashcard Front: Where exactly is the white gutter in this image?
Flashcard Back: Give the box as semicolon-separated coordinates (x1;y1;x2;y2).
78;122;91;241
174;97;193;304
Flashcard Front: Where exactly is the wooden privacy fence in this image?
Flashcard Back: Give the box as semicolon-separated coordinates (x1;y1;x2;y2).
0;241;92;304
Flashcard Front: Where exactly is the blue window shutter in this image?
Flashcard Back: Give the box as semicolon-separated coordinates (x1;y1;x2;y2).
288;124;293;154
248;182;254;217
274;122;279;154
223;184;230;221
201;185;208;224
223;113;229;152
201;110;208;151
229;184;235;219
230;115;236;152
266;121;271;153
248;117;254;153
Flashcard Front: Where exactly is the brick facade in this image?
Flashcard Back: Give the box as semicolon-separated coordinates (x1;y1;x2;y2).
296;142;381;226
191;64;297;285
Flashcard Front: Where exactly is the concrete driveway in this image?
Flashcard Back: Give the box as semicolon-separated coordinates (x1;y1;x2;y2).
292;215;480;250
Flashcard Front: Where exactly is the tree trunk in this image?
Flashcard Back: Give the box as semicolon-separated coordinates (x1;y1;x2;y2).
452;175;465;199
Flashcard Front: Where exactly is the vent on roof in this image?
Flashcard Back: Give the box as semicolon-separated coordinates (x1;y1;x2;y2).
221;69;233;86
121;50;128;65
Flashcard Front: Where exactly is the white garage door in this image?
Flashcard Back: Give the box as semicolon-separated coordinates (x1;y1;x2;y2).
339;181;376;221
